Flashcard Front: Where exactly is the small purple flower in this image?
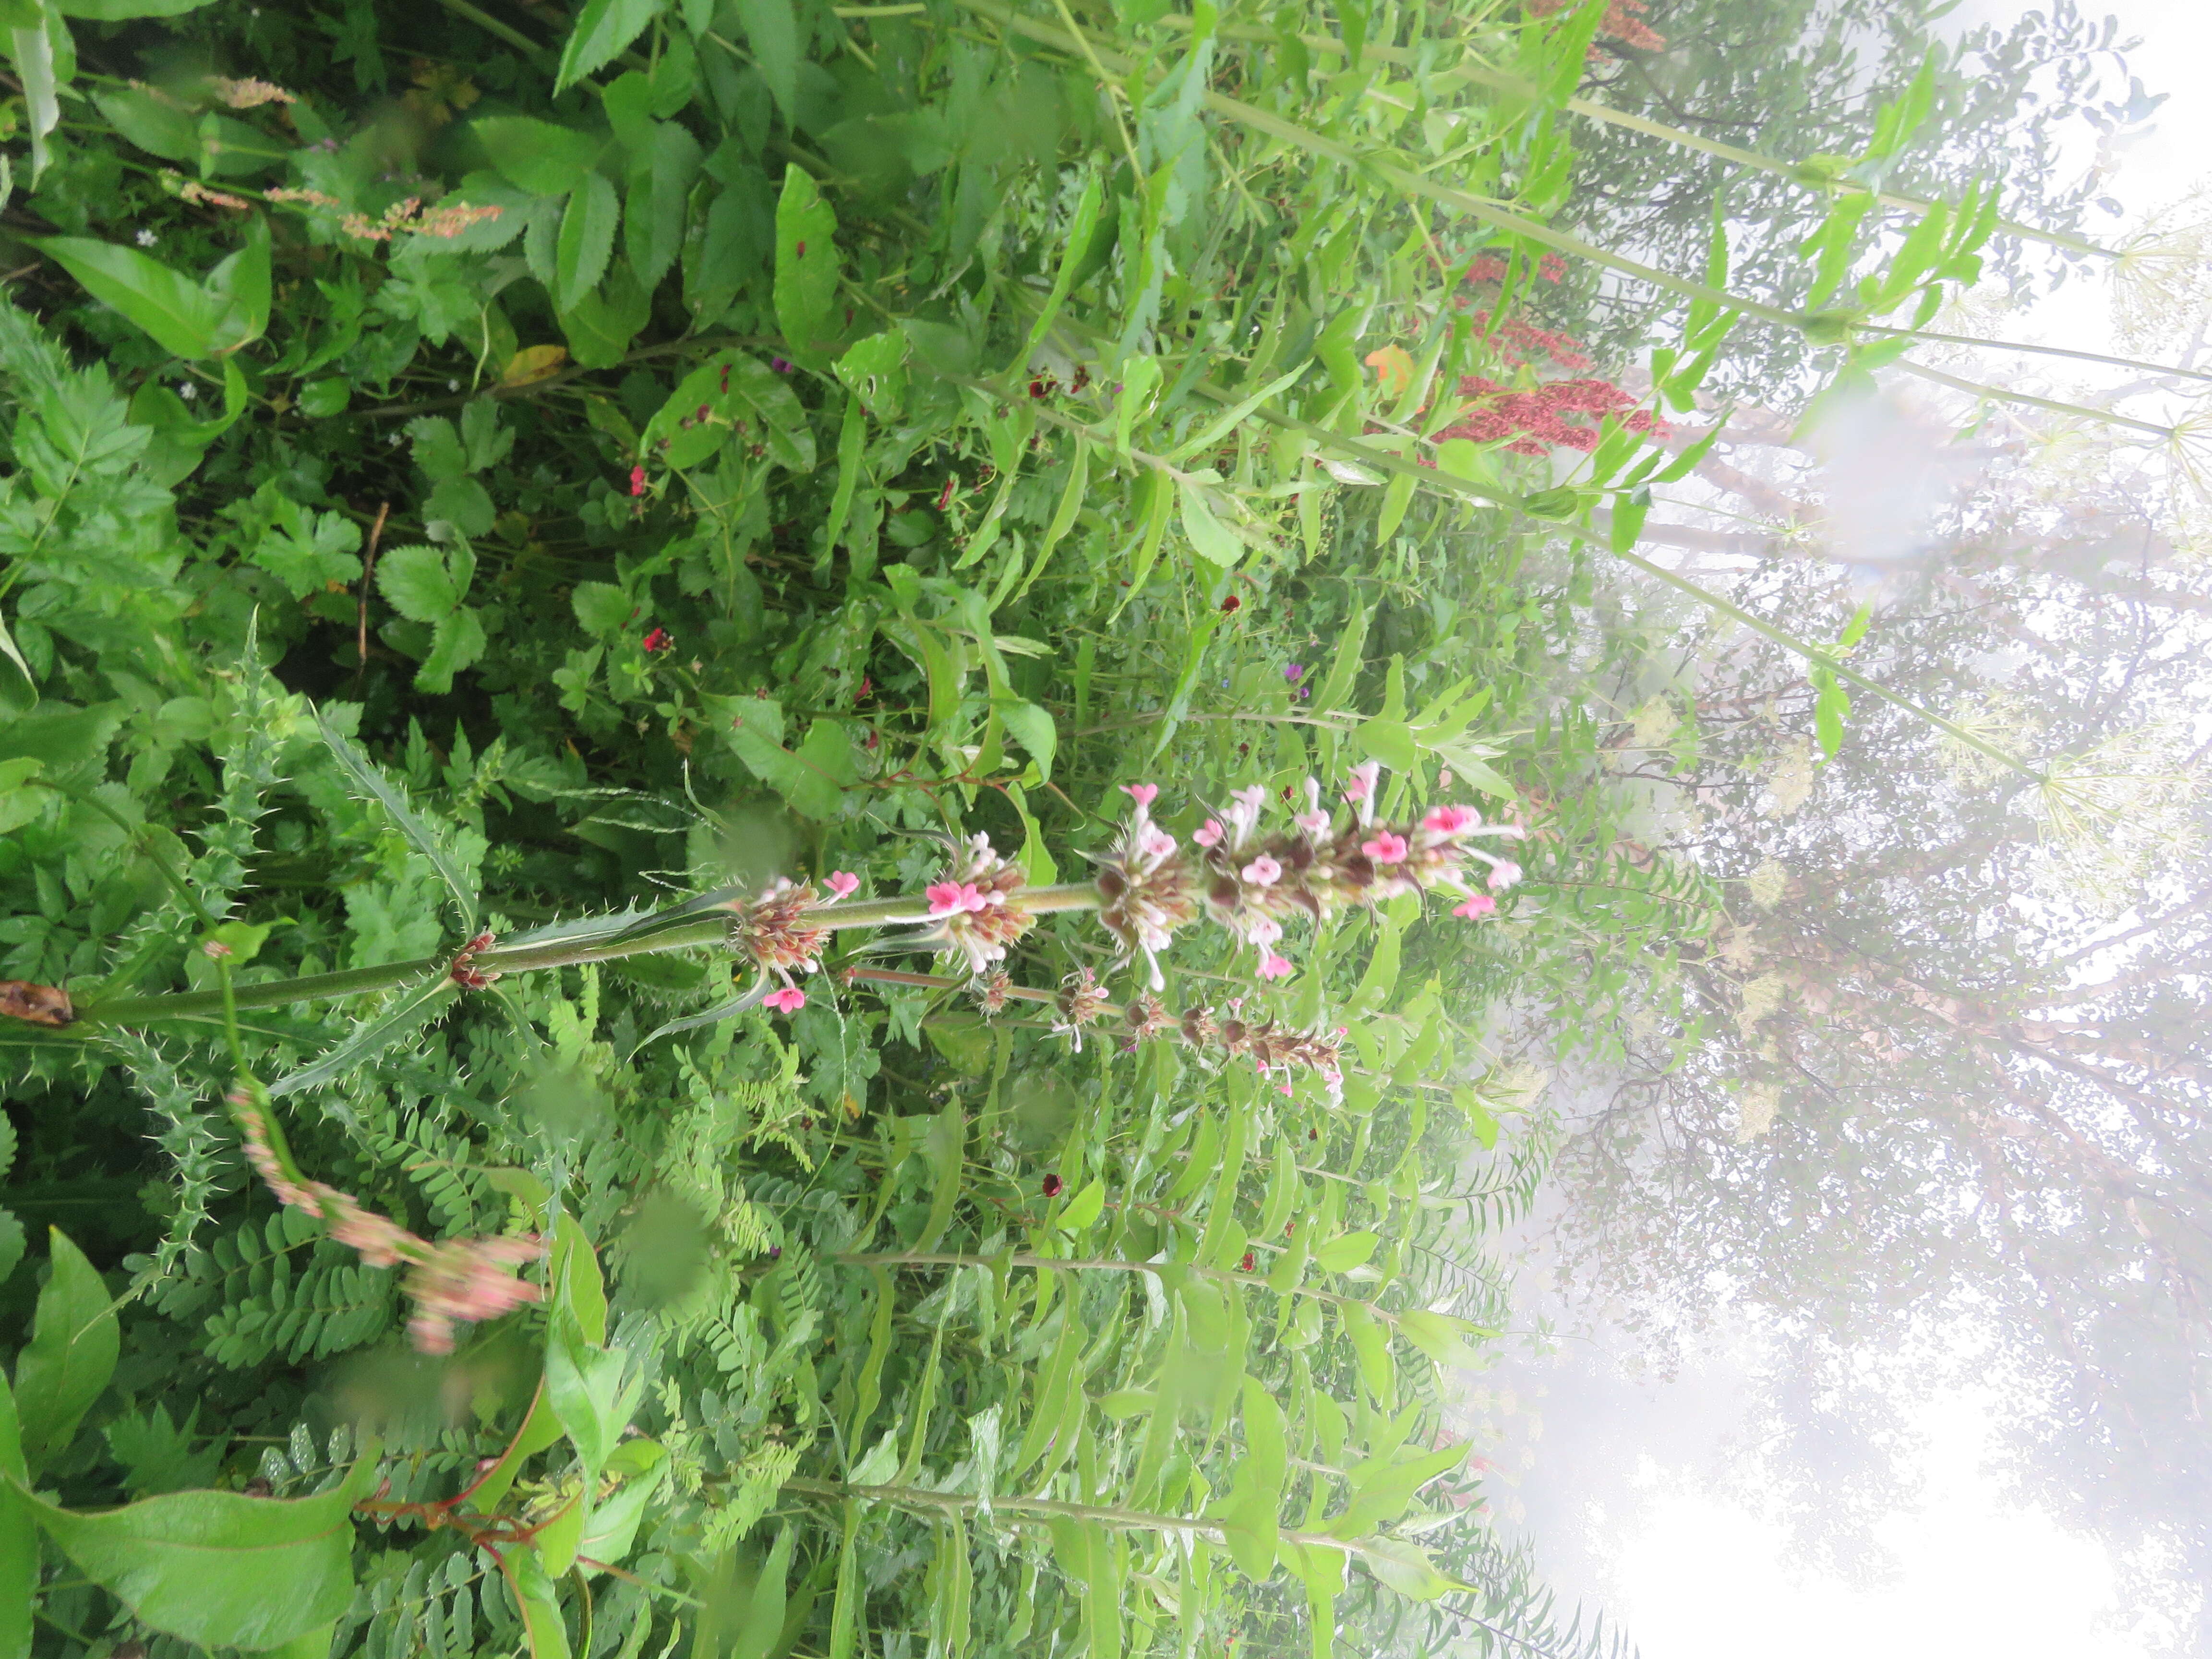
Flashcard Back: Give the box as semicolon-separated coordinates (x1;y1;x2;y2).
770;356;792;373
1284;663;1305;683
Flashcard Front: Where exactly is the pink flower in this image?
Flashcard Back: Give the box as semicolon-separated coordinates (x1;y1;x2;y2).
1284;663;1305;683
1423;805;1480;835
1294;811;1331;835
1123;783;1159;807
628;466;648;497
1344;761;1379;804
1241;854;1283;886
1454;893;1498;919
927;881;987;916
826;870;861;900
1257;951;1296;981
763;986;808;1014
1139;825;1178;861
1194;818;1224;847
1361;832;1409;864
1487;859;1523;890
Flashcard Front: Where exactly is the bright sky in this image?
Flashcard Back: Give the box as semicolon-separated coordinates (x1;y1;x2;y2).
1518;3;2212;1655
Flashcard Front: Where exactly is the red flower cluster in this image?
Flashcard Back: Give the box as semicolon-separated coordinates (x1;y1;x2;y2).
1463;252;1566;285
1436;375;1668;457
1462;309;1592;372
1529;0;1665;53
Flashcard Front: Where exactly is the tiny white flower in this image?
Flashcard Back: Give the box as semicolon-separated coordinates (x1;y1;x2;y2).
447;379;459;391
388;433;403;446
135;228;157;247
177;382;197;401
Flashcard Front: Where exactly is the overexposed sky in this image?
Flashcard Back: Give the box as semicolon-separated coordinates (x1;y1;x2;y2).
1517;4;2211;1657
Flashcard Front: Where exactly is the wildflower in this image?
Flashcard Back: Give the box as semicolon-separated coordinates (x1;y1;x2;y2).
973;971;1012;1017
1194;818;1224;848
1454;893;1498;919
642;626;672;652
920;834;1034;974
178;383;198;402
927;881;988;916
135;228;158;247
1123;993;1174;1041
770;356;792;373
404;1237;545;1355
1423;804;1482;835
202;938;232;959
1343;761;1379;806
763;986;807;1014
1257;951;1295;981
630;466;648;496
1241;854;1283;886
1094;791;1197;988
1042;1174;1064;1198
1052;965;1114;1050
1284;663;1305;683
1239;1251;1257;1273
1484;857;1523;890
1221;594;1241;613
826;870;861;900
211;76;296;108
730;879;831;985
1123;782;1159;807
1362;832;1409;864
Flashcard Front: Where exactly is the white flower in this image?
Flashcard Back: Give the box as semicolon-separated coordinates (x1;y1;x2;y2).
177;382;197;401
135;228;157;247
447;379;460;391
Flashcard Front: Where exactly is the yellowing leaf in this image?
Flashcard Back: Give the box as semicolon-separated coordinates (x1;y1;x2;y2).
501;345;570;386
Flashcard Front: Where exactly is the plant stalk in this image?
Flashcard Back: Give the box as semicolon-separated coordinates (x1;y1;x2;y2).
71;883;1105;1028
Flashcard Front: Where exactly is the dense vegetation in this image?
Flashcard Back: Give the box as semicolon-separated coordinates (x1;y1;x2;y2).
0;0;2191;1653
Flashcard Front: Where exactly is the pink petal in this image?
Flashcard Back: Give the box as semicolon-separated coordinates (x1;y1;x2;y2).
1194;819;1224;847
926;881;966;917
827;870;861;899
1361;833;1409;863
1453;894;1498;919
1257;951;1295;981
1123;783;1159;807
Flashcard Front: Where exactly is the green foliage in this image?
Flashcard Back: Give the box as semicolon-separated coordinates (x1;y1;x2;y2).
0;0;2090;1652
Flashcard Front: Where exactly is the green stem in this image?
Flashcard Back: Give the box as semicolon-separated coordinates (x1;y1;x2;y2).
424;0;546;55
70;884;1105;1029
832;1249;1396;1318
780;1476;1441;1578
1896;361;2180;437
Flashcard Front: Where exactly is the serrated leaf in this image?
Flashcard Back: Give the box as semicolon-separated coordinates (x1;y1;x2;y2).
555;0;664;91
312;708;479;933
556;172;620;314
473;117;605;197
265;972;460;1099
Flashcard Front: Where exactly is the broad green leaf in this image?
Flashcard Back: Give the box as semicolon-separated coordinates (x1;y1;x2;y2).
994;698;1057;782
1312;1230;1379;1274
733;1527;796;1659
625;120;702;289
17;1453;375;1650
473;116;605;196
378;541;474;623
1354;1536;1463;1600
0;1372;31;1659
835;330;908;420
556;172;620;314
205;216;272;350
728;0;798;118
7;9;61;182
33;237;224;359
774;165;840;356
93;84;198;162
1178;481;1243;567
1055;1176;1105;1233
580;1453;668;1572
546;1321;641;1481
13;1228;119;1474
505;1545;573;1659
556;0;664;91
